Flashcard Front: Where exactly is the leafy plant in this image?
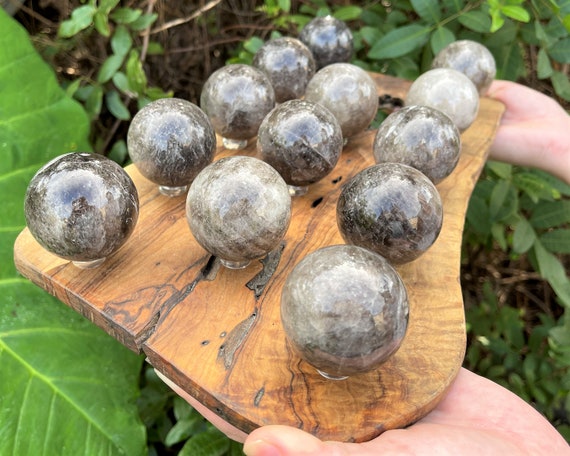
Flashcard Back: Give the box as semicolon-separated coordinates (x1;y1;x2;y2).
0;8;146;455
463;161;570;439
54;0;172;163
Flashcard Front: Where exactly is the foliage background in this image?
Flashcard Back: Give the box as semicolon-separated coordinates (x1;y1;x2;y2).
1;0;569;454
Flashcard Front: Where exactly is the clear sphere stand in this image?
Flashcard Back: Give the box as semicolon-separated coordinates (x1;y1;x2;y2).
159;185;189;197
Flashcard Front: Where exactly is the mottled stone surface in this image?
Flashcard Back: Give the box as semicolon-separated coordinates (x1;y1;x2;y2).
281;244;409;378
337;163;443;264
257;100;343;187
253;37;316;103
200;64;275;141
299;15;353;69
24;152;139;263
373;105;461;184
304;63;378;138
432;40;496;95
127;98;216;187
186;156;291;264
405;68;479;132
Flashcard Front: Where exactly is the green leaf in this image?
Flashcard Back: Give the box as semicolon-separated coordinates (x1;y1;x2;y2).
0;9;146;455
129;13;158;31
551;70;570;100
458;10;492;33
411;0;441;23
537;47;554;78
105;90;131;120
243;36;265;54
495;40;526;80
58;5;96;38
530;200;570;228
489;179;511;220
93;10;111;37
540;229;570;254
178;427;230;456
110;7;143;24
97;53;125;83
368;25;431;60
512;217;536;254
548;37;570;63
333;6;362;21
501;5;531;22
0;284;146;456
126;50;147;94
111;24;133;58
430;26;455;55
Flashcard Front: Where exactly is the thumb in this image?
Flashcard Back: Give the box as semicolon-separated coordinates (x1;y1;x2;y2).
243;425;360;456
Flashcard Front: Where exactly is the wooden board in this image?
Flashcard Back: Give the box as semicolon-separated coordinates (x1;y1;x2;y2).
13;73;505;443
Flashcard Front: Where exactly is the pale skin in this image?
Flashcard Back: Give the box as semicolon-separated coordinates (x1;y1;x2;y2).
159;80;570;454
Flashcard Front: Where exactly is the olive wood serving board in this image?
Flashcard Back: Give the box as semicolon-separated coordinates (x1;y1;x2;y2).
14;73;504;443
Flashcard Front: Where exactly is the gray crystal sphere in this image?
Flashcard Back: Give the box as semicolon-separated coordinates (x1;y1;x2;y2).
257;99;343;191
405;68;479;132
127;98;216;197
373;105;461;184
186;156;291;269
24;152;139;268
200;64;275;149
299;15;353;69
281;244;409;379
432;40;496;95
253;37;316;103
304;63;377;138
337;163;443;265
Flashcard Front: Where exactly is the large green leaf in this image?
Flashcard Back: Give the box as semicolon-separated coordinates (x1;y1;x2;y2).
0;8;146;455
368;25;431;60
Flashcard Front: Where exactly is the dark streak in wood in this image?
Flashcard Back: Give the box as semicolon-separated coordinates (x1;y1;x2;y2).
254;386;265;407
311;197;323;208
218;309;258;370
246;242;285;299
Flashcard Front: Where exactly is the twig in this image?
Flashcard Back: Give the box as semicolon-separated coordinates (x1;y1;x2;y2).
147;0;222;35
140;0;157;63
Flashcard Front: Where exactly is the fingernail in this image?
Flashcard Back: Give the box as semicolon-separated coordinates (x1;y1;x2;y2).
243;439;282;456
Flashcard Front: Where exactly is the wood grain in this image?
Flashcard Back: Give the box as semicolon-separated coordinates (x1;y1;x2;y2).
14;73;504;442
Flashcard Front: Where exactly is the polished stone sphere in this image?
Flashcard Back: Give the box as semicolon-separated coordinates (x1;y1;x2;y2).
373;105;461;184
186;156;291;269
24;152;139;268
253;37;316;103
281;244;409;379
200;64;275;149
127;98;216;196
337;163;443;264
405;68;479;132
304;63;377;138
432;40;496;95
299;15;353;69
257;99;343;191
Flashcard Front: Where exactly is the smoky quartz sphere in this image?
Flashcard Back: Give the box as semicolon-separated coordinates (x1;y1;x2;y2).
299;15;353;69
24;152;139;268
281;244;409;379
127;98;216;196
200;64;275;148
257;99;343;189
186;156;291;269
432;40;496;95
405;68;479;132
304;63;378;138
337;163;443;265
253;37;316;103
373;105;461;184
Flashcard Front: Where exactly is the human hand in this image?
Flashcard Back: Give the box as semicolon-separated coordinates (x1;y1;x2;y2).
487;80;570;184
158;367;569;455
